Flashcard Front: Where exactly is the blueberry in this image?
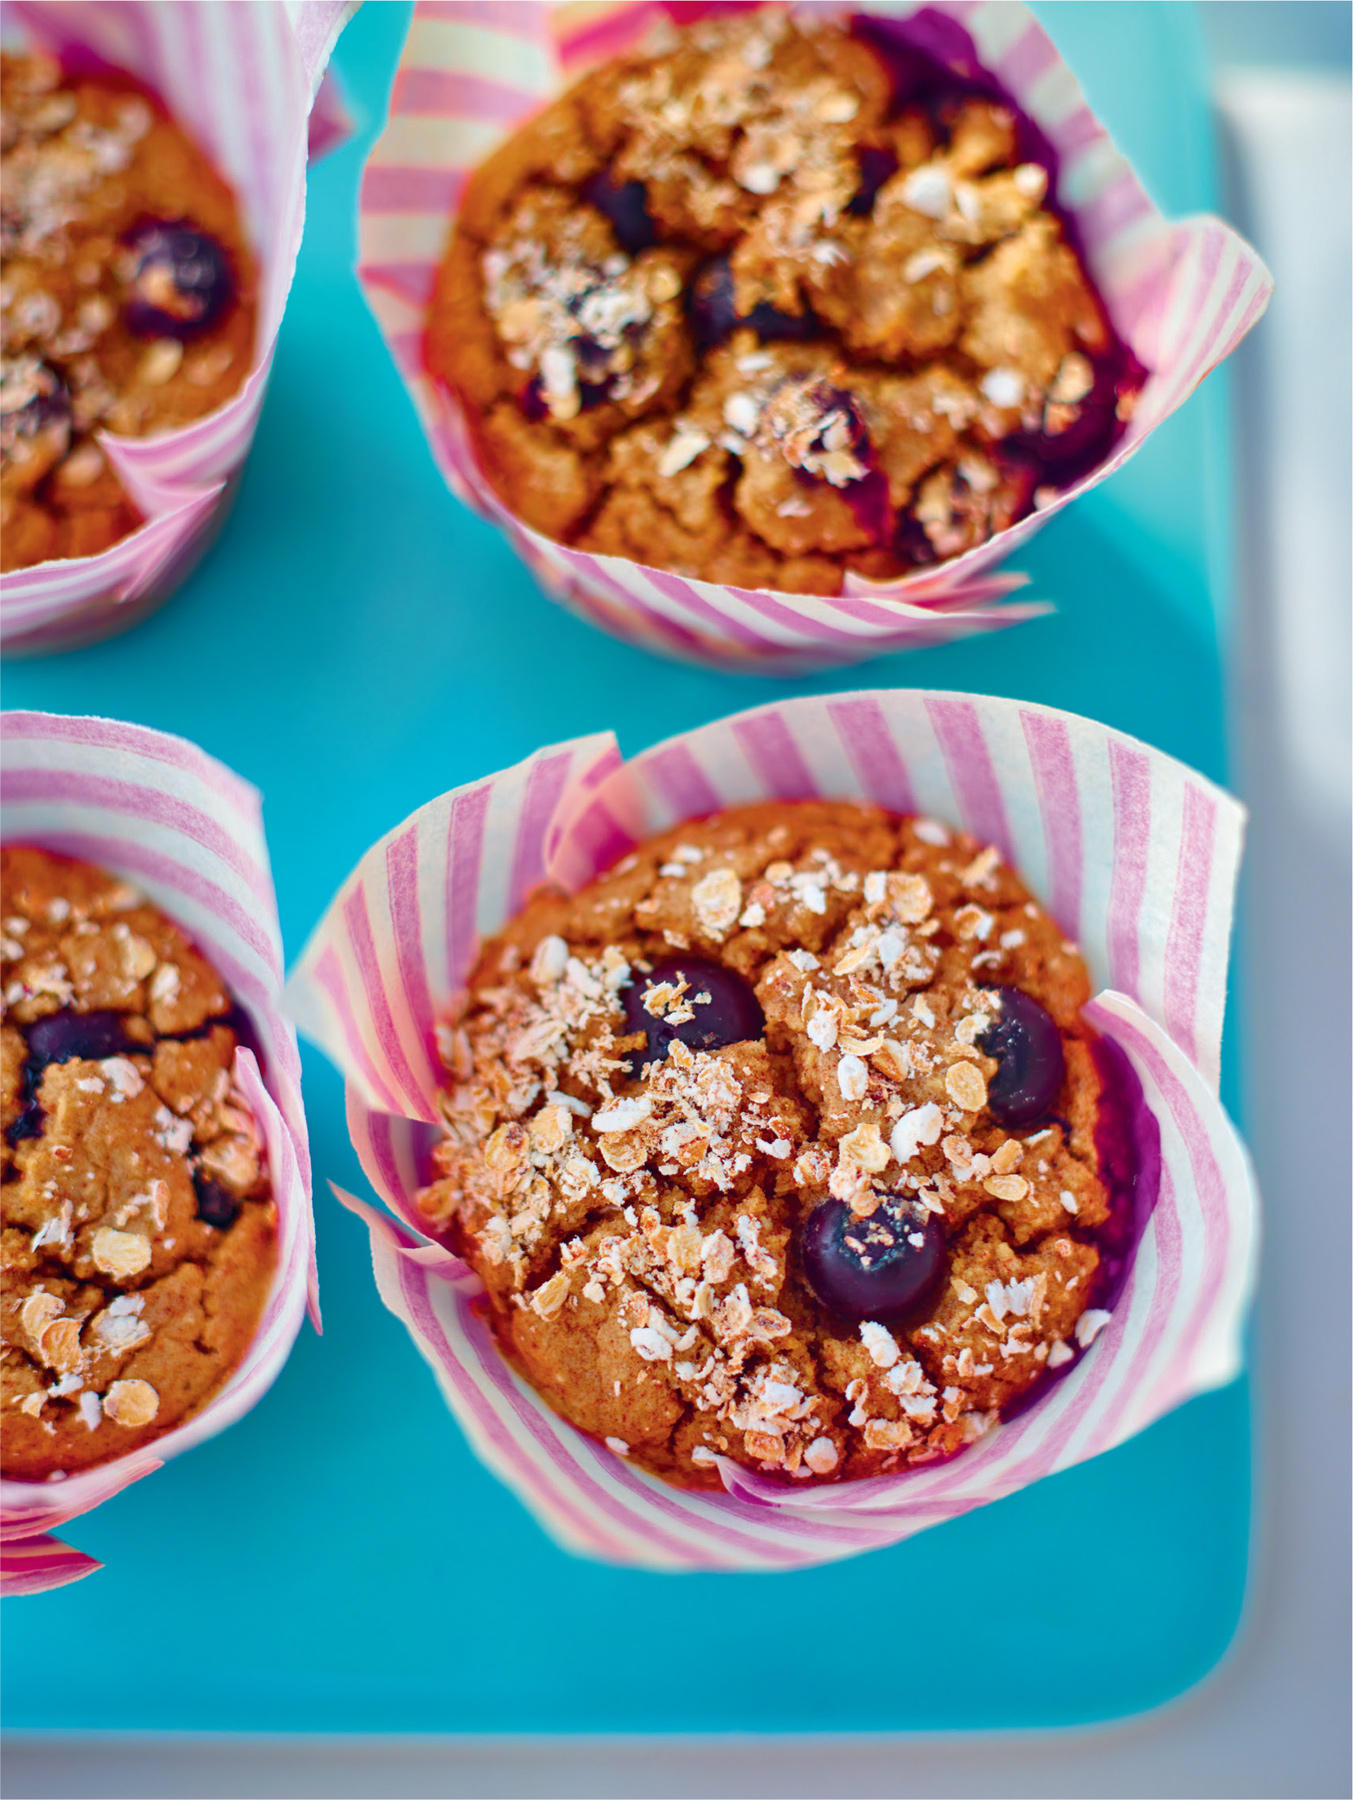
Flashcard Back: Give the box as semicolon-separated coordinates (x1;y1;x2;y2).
848;146;899;216
979;988;1066;1127
4;1101;44;1146
3;358;69;429
519;366;608;421
570;338;613;409
573;335;611;376
786;380;891;542
25;1009;140;1067
1001;346;1145;487
122;221;236;340
580;172;657;255
1003;379;1117;476
807;381;874;466
194;1176;240;1229
620;956;764;1066
811;382;871;456
6;1009;142;1150
519;378;550;422
0;356;70;452
687;259;739;348
799;1192;946;1323
892;509;940;568
687;256;821;351
737;297;820;347
841;467;891;545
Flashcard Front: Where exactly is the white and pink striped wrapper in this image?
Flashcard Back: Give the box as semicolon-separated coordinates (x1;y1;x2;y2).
0;712;315;1595
0;0;356;657
286;689;1259;1571
357;0;1273;675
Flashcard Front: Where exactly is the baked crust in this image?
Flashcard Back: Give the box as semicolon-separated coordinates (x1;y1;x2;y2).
420;801;1124;1489
428;11;1141;593
1;847;276;1479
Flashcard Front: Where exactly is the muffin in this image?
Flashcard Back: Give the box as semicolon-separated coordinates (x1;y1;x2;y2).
427;9;1143;596
1;49;257;572
417;801;1139;1488
1;846;276;1479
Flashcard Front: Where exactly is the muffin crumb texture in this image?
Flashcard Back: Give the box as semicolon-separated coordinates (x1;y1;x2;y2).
429;10;1143;594
420;801;1127;1489
1;50;256;571
1;847;276;1479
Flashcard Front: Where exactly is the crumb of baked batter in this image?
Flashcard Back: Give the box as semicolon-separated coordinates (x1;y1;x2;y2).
1;846;276;1479
428;10;1144;593
418;801;1137;1489
0;50;257;572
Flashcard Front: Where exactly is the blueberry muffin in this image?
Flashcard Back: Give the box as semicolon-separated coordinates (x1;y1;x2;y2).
1;50;257;572
1;847;276;1479
418;802;1141;1488
428;9;1143;594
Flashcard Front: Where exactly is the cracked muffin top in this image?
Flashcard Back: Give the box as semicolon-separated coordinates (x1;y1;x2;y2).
1;847;276;1480
418;801;1138;1489
428;9;1144;596
1;50;257;572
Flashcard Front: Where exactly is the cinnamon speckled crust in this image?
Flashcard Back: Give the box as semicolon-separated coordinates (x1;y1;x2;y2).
428;10;1136;594
419;802;1117;1490
1;51;257;571
0;847;275;1479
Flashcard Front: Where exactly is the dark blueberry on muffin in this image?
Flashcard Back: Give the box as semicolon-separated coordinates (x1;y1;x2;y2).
621;956;765;1064
980;988;1066;1127
799;1193;947;1323
1000;347;1144;486
688;256;821;351
847;145;900;216
25;1007;146;1069
580;171;658;255
0;356;71;462
122;220;237;339
194;1176;242;1230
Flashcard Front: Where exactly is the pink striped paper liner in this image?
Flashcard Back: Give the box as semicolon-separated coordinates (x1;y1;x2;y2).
287;689;1259;1571
0;711;315;1594
0;1;357;655
0;1531;102;1596
356;0;1272;675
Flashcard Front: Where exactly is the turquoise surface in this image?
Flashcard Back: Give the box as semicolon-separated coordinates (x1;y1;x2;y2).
1;2;1251;1733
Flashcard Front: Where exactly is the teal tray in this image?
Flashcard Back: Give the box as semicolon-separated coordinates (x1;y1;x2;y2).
2;1;1250;1735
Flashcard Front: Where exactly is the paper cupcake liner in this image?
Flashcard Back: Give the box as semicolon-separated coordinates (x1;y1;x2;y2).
287;690;1259;1572
356;0;1272;675
0;711;316;1595
0;0;357;656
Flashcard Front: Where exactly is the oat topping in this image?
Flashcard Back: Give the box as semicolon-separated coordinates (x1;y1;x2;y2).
481;188;688;423
419;801;1129;1489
